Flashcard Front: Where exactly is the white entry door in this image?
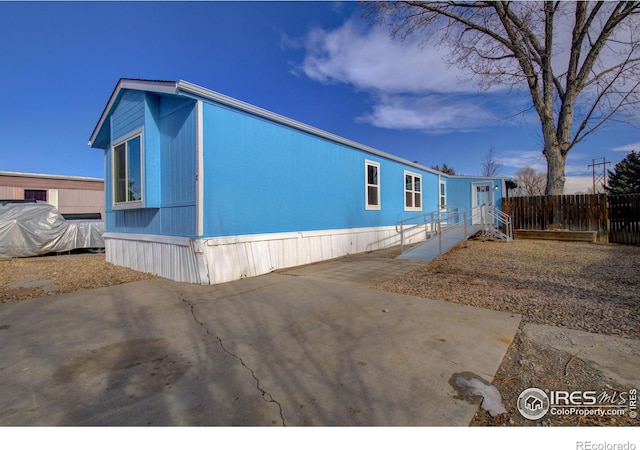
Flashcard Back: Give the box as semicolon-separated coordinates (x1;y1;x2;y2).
472;182;494;224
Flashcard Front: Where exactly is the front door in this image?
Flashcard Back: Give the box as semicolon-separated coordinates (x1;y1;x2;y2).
472;182;493;224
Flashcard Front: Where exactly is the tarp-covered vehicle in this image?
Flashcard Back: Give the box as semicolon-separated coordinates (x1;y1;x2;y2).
0;203;104;260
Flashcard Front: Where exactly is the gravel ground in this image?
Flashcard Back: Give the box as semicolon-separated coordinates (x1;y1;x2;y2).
0;252;155;303
375;238;640;426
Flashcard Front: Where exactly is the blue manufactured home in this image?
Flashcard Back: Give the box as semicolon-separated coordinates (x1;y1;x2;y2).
89;79;510;284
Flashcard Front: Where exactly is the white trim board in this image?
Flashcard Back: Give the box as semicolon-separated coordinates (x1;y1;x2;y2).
195;100;204;237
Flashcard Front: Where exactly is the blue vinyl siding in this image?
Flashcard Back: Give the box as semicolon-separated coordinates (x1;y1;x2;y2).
106;206;195;236
106;89;148;229
201;102;440;237
109;208;161;234
143;93;161;208
110;90;145;141
158;96;196;207
99;85;507;240
104;92;196;237
444;177;504;211
156;95;196;236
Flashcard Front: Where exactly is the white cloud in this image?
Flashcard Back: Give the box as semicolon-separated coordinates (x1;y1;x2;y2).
280;32;302;51
498;150;547;174
295;19;479;95
564;176;594;194
289;5;640;136
499;151;600;194
289;18;514;134
565;152;604;177
499;149;600;178
356;94;494;133
610;142;640;152
498;149;594;193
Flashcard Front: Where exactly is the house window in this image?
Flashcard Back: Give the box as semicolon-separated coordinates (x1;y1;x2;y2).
439;181;447;209
24;189;47;202
365;160;380;210
404;172;422;211
112;130;143;207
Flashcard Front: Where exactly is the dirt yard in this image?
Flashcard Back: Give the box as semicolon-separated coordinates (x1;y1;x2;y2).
376;238;640;426
0;252;155;303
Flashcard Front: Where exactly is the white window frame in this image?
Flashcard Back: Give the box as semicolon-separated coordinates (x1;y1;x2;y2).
111;128;144;210
404;171;422;211
365;160;381;210
439;180;447;210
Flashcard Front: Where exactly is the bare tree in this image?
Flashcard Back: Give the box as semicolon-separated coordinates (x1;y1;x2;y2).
514;166;546;196
367;2;640;194
482;146;502;177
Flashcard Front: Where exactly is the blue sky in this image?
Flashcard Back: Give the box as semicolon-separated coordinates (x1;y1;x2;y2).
2;1;639;193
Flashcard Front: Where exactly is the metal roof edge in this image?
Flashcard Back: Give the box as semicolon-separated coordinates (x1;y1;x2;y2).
88;78;179;147
444;174;516;181
0;170;104;182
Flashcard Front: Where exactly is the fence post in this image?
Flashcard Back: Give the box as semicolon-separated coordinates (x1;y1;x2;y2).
425;215;429;241
481;204;485;240
463;211;468;243
438;217;442;255
430;212;434;237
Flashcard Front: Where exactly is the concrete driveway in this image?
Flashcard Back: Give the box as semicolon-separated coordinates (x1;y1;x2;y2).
0;257;521;426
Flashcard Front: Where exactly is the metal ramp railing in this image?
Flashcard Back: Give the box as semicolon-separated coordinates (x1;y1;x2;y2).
396;205;512;258
478;205;513;243
395;205;460;254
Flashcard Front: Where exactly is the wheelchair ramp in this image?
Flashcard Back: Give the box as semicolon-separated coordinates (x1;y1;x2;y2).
397;224;483;262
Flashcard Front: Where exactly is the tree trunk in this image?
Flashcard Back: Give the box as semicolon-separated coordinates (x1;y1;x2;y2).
544;145;567;195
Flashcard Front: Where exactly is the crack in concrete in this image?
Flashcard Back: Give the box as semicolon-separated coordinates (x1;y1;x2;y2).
162;278;288;306
179;295;286;426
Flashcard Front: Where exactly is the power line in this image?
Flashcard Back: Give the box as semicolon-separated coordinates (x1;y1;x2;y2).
587;157;611;193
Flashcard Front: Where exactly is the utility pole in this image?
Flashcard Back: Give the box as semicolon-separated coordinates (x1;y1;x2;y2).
588;157;611;194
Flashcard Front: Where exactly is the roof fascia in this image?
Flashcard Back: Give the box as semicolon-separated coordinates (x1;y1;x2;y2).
0;170;103;182
88;79;179;147
444;174;516;181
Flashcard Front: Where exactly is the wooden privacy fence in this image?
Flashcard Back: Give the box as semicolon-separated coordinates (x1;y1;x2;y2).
502;194;640;244
503;194;640;244
502;194;610;242
608;194;640;245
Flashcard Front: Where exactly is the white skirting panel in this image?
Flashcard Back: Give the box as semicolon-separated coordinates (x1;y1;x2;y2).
104;225;426;285
104;233;202;284
201;225;425;285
